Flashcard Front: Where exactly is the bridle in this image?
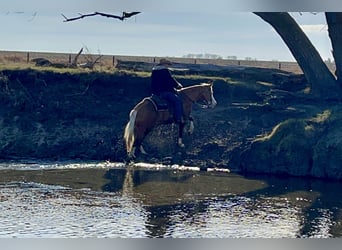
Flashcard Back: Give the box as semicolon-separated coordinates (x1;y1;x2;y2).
180;86;212;108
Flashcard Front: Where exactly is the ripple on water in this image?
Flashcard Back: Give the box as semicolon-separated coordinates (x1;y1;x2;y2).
0;182;147;237
163;197;301;238
1;182;301;238
0;162;339;238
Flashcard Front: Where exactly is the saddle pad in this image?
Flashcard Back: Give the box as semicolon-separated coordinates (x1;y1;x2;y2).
147;95;169;111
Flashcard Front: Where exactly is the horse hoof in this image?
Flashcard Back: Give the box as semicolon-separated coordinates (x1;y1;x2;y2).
128;150;136;159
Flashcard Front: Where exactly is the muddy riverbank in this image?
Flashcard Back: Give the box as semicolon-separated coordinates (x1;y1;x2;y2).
0;66;341;179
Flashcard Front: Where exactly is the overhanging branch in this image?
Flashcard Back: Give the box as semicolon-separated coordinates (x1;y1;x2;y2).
61;11;141;22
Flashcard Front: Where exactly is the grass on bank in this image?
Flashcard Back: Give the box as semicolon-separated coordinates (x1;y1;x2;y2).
0;61;233;85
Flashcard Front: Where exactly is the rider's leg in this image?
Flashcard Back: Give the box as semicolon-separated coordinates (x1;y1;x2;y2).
174;100;183;123
160;92;185;147
160;92;183;123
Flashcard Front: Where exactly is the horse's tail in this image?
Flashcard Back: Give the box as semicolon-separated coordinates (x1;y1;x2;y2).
124;109;138;155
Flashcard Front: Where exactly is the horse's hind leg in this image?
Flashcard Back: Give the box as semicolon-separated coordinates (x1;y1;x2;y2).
134;126;150;156
129;145;146;159
127;129;146;159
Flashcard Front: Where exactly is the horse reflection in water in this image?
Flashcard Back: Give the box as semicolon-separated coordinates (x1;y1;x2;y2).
124;81;217;158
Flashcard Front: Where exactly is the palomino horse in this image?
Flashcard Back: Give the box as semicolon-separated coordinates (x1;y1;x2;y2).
124;81;217;158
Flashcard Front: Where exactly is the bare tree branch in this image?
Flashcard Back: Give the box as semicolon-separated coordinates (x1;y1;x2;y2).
61;11;141;22
71;47;83;67
28;11;37;22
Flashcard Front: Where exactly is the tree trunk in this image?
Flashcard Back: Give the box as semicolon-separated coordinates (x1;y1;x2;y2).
254;12;340;99
325;12;342;87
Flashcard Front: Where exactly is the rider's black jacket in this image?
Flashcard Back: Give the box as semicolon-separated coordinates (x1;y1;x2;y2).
150;66;182;95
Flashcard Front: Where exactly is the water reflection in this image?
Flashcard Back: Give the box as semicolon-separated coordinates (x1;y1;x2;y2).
241;174;342;238
0;163;342;237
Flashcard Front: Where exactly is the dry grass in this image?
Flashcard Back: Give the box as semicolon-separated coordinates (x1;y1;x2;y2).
0;50;336;74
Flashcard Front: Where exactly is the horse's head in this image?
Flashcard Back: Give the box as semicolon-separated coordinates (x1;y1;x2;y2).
198;81;217;109
180;81;217;109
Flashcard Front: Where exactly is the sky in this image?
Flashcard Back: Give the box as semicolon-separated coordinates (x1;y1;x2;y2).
0;1;335;62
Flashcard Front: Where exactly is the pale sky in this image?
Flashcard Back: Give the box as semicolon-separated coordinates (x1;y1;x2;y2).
0;1;336;62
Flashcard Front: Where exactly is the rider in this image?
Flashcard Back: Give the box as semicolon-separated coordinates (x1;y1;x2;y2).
150;58;184;124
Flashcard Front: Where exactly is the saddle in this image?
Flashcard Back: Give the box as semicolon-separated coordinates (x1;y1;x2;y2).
147;94;170;111
146;95;182;124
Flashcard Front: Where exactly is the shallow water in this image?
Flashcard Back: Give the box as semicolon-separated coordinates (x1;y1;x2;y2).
0;161;341;238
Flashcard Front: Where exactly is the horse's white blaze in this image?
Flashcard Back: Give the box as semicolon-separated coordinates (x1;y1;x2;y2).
124;109;137;156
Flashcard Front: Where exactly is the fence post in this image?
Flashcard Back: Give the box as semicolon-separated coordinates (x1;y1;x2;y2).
27;52;30;63
113;56;116;67
69;54;72;64
278;62;281;70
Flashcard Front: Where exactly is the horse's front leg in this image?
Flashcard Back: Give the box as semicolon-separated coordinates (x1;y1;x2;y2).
188;116;194;134
177;122;185;148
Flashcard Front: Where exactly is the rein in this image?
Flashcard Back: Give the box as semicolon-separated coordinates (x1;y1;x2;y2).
180;87;212;109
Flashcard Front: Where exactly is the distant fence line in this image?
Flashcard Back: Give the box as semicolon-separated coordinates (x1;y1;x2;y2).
0;50;336;74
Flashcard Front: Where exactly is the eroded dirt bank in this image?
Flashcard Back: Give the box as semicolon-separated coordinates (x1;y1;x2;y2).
0;67;341;179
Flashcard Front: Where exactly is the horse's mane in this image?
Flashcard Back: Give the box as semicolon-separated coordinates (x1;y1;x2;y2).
180;83;210;92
